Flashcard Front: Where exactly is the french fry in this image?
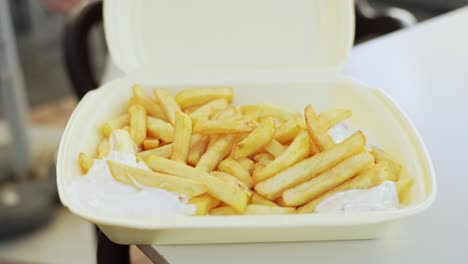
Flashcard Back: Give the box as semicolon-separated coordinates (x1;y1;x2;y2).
371;147;402;179
231;117;275;159
145;155;249;212
297;163;396;213
236;157;254;173
193;119;255;135
263;139;285;158
244;205;295;215
274;197;288;207
96;137;110;158
218;158;253;187
282;152;375;206
253;130;310;183
304;105;335;151
109;129;135;153
147;117;174;143
318;109;352;129
175;87;234;109
137;144;172;159
122;125;130;132
187;136;209;166
196;135;235;172
252;163;264;176
128;104;147;146
78;152;94;174
211;171;252;196
101;114;129;137
250;193;279;207
396;177;414;204
253;153;274;166
211;106;238;120
189;99;228;122
143;138;160;150
275;116;303;143
254;131;366;200
170;111;192;163
209;206;238;216
131;85;167;120
189;194;221;216
153;88;181;125
239;103;297;122
107;160;206;198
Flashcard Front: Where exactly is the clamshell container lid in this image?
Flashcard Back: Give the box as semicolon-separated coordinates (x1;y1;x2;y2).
104;0;354;82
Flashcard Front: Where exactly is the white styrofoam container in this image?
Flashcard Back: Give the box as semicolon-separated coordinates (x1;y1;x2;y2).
57;0;436;245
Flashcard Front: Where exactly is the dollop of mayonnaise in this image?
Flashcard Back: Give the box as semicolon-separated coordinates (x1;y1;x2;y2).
66;150;196;217
315;181;399;213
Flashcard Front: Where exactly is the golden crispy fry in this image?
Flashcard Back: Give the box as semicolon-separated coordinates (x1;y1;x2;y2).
274;197;288;207
236;157;255;173
175;87;234;109
193;119;255;135
304;104;335;151
107;160;206;198
131;85;167;120
297;163;396;213
263;139;285;158
96;137;110;158
122;125;130;132
239;103;297;122
253;153;274;166
252;163;264;176
318;109;352;129
128;104;147;146
143;138;160;150
147;117;174;143
211;171;252;196
211;106;238;120
282;152;375;206
101;114;129;137
137;144;172;159
396;177;414;204
254;131;366;200
189;194;221;216
209;206;238;216
244;205;295;215
253;130;310;183
78;152;94;174
371;147;402;179
196;135;235;172
187;136;209;166
145;155;249;212
274;116;302;143
250;193;279;207
189;99;228;123
231;117;275;159
153;88;181;125
170;111;192;163
218;158;253;188
109;129;135;153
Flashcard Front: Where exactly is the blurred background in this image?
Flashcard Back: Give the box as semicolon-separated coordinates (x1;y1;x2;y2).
0;0;466;263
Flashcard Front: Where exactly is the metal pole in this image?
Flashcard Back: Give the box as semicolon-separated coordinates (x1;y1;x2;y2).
0;0;32;179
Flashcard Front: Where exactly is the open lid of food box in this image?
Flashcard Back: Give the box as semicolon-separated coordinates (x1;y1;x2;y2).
103;0;354;83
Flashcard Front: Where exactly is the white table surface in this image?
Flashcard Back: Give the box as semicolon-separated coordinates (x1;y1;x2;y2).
102;6;468;263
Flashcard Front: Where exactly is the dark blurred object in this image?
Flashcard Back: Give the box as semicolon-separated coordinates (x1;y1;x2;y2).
9;0;31;35
63;1;103;99
42;0;86;13
355;0;416;43
376;0;468;14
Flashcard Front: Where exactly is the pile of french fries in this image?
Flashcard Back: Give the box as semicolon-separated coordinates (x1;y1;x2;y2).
78;85;414;216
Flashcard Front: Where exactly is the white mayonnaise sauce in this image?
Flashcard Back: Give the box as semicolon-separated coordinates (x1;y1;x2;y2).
66;150;195;217
315;181;399;213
